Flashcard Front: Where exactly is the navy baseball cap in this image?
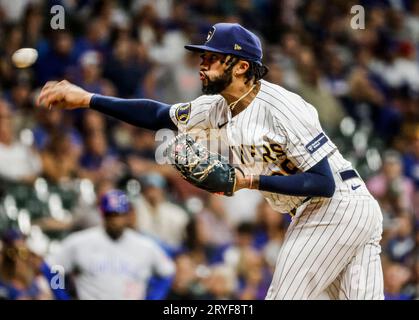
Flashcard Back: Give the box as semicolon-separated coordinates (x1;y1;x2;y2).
100;190;131;216
185;23;263;65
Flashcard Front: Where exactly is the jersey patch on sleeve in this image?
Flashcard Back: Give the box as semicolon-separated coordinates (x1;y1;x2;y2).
175;103;191;124
305;132;329;154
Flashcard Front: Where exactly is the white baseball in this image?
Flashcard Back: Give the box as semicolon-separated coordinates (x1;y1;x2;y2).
11;48;38;68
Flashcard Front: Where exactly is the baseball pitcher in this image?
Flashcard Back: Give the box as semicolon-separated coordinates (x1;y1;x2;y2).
38;23;384;300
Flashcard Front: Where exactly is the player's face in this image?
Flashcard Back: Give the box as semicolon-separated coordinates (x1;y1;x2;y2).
104;214;128;240
199;52;234;94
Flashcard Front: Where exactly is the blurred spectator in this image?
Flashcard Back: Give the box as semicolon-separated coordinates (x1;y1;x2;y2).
7;77;32;113
71;179;115;231
32;107;82;151
406;256;419;299
383;261;413;300
80;110;106;135
368;37;419;92
25;226;69;300
103;37;150;98
146;21;189;68
50;190;175;299
155;51;202;103
223;222;257;270
295;47;346;133
133;3;161;47
367;150;415;216
264;62;284;87
0;0;32;23
166;253;207;300
221;189;263;226
79;130;123;184
183;216;211;266
347;67;403;141
322;49;350;100
201;264;237;300
406;0;419;43
73;50;115;97
40;131;79;184
123;127;156;159
195;194;234;258
73;19;112;60
386;214;416;264
0;228;68;300
132;0;174;20
253;201;288;270
0;99;41;184
236;248;271;300
35;31;78;86
402;127;419;189
22;4;44;48
133;173;189;251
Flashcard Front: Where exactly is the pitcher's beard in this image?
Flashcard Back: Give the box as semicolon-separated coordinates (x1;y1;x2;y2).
202;70;233;95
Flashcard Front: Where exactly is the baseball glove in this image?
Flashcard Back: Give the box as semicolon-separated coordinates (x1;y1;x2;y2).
166;133;239;196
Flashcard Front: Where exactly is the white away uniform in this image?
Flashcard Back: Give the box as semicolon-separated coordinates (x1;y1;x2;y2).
50;227;175;300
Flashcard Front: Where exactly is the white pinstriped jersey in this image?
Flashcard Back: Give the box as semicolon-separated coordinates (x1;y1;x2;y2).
170;79;384;300
170;80;353;213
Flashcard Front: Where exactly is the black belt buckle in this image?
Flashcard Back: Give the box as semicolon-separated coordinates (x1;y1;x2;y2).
339;169;359;181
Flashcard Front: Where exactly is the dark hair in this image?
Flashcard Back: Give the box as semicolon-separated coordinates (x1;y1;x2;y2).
244;61;269;84
236;222;255;235
221;55;269;84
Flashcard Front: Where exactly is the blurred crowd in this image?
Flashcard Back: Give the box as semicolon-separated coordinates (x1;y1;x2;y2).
0;0;418;300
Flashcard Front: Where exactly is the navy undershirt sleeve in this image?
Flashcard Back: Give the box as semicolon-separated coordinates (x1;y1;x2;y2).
89;94;177;131
258;157;336;198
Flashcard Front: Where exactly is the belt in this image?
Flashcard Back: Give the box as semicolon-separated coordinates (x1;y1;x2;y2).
339;169;360;181
289;169;360;217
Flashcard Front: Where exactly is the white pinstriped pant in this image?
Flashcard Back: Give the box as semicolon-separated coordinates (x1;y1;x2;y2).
265;194;384;300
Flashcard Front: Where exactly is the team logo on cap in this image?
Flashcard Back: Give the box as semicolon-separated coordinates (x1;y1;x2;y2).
108;193;120;209
234;44;242;51
175;103;191;124
206;26;216;43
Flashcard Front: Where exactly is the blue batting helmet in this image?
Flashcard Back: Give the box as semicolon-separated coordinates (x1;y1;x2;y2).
99;190;131;216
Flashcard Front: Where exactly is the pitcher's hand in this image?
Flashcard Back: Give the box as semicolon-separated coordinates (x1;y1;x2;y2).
37;80;94;110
